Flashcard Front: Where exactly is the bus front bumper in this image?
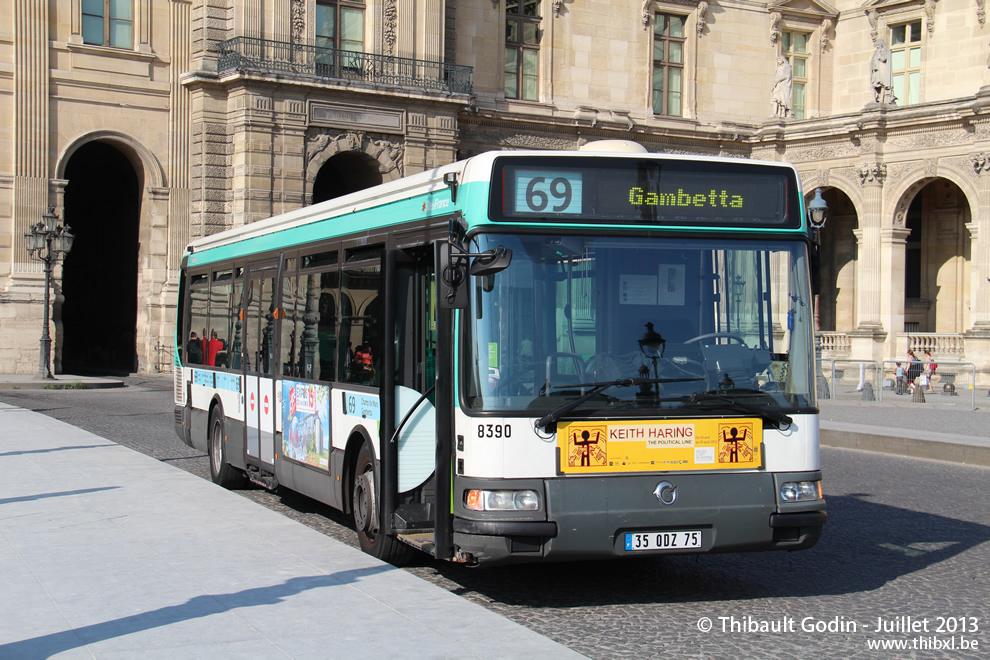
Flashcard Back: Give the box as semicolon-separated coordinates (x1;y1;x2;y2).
451;471;825;565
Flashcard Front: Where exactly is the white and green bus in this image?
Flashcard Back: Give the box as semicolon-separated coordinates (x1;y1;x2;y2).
173;141;826;566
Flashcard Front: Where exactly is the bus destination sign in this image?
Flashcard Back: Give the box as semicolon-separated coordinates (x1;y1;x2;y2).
491;157;798;228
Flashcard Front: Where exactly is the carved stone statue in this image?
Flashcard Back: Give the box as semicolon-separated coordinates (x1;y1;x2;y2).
771;56;793;118
870;39;896;104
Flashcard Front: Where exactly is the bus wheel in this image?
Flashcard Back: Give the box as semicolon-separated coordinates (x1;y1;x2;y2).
352;443;415;565
209;407;246;489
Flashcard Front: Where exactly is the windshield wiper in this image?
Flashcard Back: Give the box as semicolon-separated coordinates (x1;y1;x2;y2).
680;390;793;429
535;377;703;430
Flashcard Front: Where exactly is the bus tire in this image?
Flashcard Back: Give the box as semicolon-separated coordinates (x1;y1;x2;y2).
208;407;246;489
352;442;415;565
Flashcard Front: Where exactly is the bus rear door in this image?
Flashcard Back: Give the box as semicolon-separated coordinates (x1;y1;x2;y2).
243;261;279;472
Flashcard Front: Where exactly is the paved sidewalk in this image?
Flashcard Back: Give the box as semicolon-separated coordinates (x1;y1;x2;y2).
819;395;990;467
0;402;584;659
0;373;125;390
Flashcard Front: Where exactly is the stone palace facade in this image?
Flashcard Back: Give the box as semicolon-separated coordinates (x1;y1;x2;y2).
2;0;990;390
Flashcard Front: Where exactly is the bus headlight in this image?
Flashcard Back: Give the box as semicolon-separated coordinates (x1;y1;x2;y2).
465;489;541;511
779;480;822;502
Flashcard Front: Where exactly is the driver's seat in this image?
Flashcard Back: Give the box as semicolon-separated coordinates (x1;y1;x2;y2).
543;352;588;393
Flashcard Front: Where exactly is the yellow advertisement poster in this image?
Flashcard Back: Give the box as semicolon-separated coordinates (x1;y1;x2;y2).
558;418;763;474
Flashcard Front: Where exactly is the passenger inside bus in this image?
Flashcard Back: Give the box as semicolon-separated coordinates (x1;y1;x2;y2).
205;329;226;367
351;344;375;384
185;331;203;364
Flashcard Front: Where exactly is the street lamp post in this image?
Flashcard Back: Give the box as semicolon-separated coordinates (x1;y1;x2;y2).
732;275;746;329
807;188;829;399
637;322;666;398
24;207;74;379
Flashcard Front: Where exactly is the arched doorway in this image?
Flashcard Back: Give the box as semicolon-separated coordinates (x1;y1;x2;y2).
60;142;141;375
817;188;858;333
312;151;383;203
901;179;971;334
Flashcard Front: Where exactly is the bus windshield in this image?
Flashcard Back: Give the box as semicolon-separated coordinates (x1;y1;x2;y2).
464;233;816;416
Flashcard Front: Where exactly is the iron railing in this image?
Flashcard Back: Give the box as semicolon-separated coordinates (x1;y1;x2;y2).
216;36;473;95
155;342;174;374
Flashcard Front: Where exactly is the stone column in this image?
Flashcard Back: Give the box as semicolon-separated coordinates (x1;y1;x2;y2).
405;111;429;174
11;0;51;277
855;162;886;330
397;0;415;59
280;98;309;210
420;0;444;63
879;226;912;360
236;0;264;39
850;162;889;364
169;0;192;278
273;0;292;43
227;85;278;228
966;152;990;389
969;152;990;331
141;186;171;373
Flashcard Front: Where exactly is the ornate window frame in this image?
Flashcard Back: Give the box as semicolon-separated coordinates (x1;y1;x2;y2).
642;1;703;120
766;0;838;120
502;0;546;104
69;0;154;53
652;13;687;116
781;30;811;119
864;0;935;43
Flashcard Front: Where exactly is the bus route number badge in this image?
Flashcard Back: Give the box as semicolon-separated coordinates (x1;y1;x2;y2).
558;419;762;474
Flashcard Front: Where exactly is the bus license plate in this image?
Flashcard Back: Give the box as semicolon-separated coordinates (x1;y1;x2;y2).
625;530;702;551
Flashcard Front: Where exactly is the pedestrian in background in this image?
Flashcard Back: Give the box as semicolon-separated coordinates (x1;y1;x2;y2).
906;349;921;387
923;350;936;392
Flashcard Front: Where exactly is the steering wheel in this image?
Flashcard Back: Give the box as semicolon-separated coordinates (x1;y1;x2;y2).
684;332;748;348
497;369;535;397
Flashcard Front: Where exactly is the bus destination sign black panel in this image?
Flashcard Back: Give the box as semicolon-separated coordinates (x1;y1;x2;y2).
489;156;799;228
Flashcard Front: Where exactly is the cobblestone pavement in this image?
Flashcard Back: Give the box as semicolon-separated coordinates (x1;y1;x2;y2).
3;376;988;658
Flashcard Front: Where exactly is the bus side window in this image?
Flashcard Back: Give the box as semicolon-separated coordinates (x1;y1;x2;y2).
318;271;338;382
262;278;276;375
230;274;243;370
341;259;381;387
245;276;277;375
209;270;233;368
280;259;301;377
186;273;209;365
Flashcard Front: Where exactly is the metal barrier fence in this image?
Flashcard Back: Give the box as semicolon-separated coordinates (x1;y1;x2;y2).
155;343;174;374
824;360;881;401
878;360;976;407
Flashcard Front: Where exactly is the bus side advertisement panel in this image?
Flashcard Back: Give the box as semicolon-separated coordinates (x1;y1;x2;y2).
281;380;331;469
